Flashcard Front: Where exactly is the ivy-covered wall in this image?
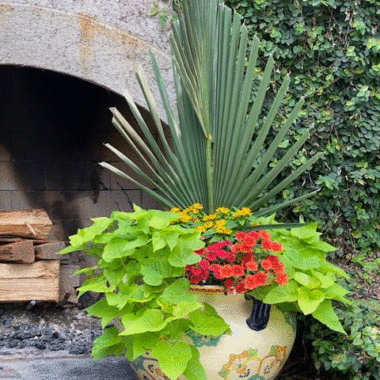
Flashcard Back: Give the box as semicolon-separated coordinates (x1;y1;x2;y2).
225;0;380;255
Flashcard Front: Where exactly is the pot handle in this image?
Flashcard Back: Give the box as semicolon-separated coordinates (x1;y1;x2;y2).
244;294;271;331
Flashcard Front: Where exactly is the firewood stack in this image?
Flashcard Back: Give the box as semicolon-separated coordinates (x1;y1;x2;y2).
0;209;80;303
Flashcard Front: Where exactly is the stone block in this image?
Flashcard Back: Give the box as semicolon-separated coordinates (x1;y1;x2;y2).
0;191;12;210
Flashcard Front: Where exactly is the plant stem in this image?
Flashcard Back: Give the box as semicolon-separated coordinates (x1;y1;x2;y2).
205;134;214;213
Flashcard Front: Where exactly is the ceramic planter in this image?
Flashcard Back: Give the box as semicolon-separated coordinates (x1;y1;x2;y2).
131;286;296;380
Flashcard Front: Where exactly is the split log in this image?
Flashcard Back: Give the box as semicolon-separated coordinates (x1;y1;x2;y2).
0;210;52;240
0;260;59;302
59;265;80;303
35;241;67;261
0;240;35;263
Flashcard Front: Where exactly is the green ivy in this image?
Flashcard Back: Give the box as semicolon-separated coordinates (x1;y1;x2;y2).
305;298;380;380
224;0;380;256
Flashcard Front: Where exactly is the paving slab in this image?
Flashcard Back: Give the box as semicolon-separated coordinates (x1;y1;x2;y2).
0;356;137;380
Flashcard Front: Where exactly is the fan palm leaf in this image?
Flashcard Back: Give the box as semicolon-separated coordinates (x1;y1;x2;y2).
101;0;321;214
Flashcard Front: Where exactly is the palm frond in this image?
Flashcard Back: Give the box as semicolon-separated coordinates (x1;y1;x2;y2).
100;0;321;216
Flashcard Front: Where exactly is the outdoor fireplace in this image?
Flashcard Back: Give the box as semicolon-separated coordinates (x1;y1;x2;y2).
0;65;159;241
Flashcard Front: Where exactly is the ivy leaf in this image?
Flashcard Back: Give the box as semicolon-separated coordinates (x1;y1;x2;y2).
85;299;121;328
297;288;325;315
151;341;192;380
312;300;346;334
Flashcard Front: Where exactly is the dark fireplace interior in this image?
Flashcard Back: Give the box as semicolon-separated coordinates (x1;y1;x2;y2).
0;66;158;240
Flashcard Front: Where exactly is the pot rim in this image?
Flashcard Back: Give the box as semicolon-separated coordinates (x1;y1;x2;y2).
189;284;228;295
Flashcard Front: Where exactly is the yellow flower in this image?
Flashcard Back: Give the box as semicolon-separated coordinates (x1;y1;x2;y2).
202;213;217;221
216;207;230;214
192;203;203;210
178;211;192;223
195;225;207;232
170;207;180;213
203;221;214;229
215;219;226;227
233;207;251;218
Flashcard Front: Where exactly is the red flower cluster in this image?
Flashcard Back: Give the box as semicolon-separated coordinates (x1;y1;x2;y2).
185;230;288;293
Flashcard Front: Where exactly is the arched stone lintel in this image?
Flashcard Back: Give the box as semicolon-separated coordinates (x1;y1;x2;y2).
0;3;174;120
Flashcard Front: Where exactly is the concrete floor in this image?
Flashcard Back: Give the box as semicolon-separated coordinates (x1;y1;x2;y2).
0;356;137;379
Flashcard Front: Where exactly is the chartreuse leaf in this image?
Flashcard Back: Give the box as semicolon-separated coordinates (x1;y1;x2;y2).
311;271;335;288
160;278;198;304
293;272;321;288
322;284;352;304
60;218;113;253
189;304;230;336
151;340;193;380
120;309;174;335
290;223;320;242
103;238;137;262
152;231;166;251
312;300;346;334
319;262;350;278
122;261;141;285
103;261;127;287
168;239;202;267
77;275;109;298
163;230;180;251
284;244;321;270
183;345;206;380
140;257;174;286
262;280;299;304
85;299;121;328
149;210;181;229
91;327;125;360
131;332;160;360
297;288;325;315
172;301;202;318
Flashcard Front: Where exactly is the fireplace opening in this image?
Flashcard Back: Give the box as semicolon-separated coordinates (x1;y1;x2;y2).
0;65;159;241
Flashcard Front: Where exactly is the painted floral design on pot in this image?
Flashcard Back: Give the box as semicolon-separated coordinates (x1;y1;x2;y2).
131;286;296;380
219;346;287;380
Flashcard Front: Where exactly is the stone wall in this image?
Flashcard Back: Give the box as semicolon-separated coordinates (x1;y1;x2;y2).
0;0;174;120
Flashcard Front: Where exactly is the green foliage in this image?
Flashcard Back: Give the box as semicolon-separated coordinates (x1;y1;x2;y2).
102;0;321;215
224;0;380;255
59;206;230;380
249;215;352;334
305;298;380;380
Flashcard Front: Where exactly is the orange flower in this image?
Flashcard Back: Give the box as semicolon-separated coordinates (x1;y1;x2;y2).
220;265;233;278
258;230;271;241
260;259;272;271
231;265;244;277
275;272;288;285
246;261;258;272
244;272;267;289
